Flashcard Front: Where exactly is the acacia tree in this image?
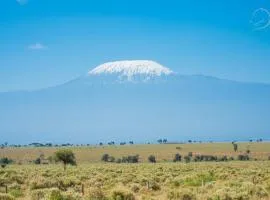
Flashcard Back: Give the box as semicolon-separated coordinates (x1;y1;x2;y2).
54;149;76;170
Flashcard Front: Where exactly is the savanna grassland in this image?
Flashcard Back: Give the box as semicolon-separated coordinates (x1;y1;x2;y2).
0;142;270;200
1;142;270;163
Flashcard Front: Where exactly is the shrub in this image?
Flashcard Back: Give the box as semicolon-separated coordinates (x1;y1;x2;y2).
176;146;182;150
31;189;46;200
0;194;15;200
188;152;193;157
111;189;135;200
101;154;109;162
121;155;139;163
108;156;115;162
218;155;228;162
149;181;160;191
48;189;64;200
87;187;107;200
34;157;41;165
238;154;250;161
9;188;24;198
0;157;13;165
173;153;181;162
167;189;196;200
184;156;191;163
148;155;156;163
130;184;140;193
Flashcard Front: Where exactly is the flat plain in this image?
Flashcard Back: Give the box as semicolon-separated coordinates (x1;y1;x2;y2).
0;142;269;200
1;142;270;163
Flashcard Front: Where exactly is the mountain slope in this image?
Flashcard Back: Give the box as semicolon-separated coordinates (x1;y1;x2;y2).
0;61;270;144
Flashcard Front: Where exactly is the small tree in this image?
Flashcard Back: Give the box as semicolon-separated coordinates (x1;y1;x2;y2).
148;155;156;163
54;149;76;170
233;143;238;152
157;139;162;144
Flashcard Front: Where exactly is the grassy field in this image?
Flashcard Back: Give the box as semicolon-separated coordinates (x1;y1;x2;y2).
0;162;270;199
1;142;269;163
0;142;270;200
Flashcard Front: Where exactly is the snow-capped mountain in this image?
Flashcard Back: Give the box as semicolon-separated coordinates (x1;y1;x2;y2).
0;60;270;144
88;60;173;82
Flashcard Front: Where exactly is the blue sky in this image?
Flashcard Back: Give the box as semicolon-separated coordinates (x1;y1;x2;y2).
1;0;270;91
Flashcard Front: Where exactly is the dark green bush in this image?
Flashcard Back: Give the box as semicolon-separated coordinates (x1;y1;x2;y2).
173;153;181;162
0;157;13;165
148;155;156;163
238;154;250;161
101;154;110;162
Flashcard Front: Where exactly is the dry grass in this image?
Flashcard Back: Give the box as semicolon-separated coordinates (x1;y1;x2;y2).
0;143;270;199
0;161;269;199
1;142;269;163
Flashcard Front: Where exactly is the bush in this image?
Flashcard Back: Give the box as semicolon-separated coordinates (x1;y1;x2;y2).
121;155;139;163
108;156;115;162
101;154;109;162
238;154;250;161
9;188;24;198
130;184;140;193
218;155;228;162
188;152;193;157
173;153;181;162
175;146;182;150
111;189;135;200
87;187;107;200
184;156;191;163
148;155;156;163
167;189;196;200
31;189;46;200
0;157;13;165
0;194;15;200
48;189;64;200
193;155;218;162
149;181;161;191
34;157;41;165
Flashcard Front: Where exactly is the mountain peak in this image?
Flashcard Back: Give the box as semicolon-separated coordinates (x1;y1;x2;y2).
88;60;173;80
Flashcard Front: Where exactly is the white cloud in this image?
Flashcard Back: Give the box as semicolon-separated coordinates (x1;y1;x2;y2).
28;43;47;50
16;0;28;5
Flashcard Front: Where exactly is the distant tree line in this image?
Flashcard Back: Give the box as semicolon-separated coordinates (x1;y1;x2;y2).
0;138;266;148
